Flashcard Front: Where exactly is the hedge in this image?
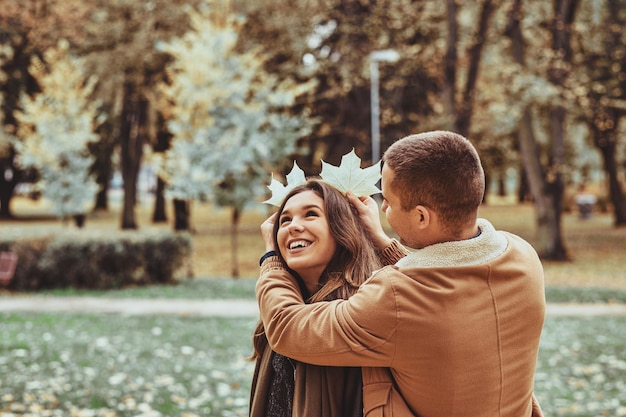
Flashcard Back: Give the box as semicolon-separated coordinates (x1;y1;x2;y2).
0;229;192;291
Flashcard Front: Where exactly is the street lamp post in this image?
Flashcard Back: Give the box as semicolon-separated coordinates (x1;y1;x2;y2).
370;49;399;165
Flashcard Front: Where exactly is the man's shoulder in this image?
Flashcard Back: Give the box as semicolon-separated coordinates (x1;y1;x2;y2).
369;264;404;280
363;265;419;293
500;231;540;256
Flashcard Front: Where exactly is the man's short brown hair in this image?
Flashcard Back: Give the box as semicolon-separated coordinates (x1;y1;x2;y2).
382;131;485;233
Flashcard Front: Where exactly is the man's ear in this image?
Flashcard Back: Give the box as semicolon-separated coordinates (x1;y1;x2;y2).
414;205;430;228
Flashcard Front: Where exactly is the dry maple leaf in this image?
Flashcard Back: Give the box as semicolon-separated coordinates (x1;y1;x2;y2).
263;161;307;206
320;149;381;196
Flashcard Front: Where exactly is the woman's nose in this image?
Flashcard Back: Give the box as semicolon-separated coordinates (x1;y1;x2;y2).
288;218;304;232
381;200;388;213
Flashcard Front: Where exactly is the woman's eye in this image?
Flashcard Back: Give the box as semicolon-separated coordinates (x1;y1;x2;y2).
306;210;319;217
279;216;291;225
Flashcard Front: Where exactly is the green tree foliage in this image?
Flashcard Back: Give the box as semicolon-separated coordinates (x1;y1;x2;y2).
156;7;315;209
0;0;93;218
155;6;316;276
77;0;202;230
15;40;100;222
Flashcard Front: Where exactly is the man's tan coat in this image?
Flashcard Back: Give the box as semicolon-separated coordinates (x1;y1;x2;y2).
257;219;546;416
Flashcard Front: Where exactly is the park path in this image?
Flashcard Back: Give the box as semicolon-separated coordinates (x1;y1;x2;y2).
1;295;626;317
0;296;259;317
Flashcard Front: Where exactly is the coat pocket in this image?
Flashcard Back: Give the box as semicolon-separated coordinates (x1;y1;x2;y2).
363;382;416;417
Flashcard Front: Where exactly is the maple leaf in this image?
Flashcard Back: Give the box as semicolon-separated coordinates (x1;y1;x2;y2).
320;149;381;196
263;161;307;206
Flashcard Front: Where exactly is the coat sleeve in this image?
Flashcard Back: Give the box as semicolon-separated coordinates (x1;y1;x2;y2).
378;239;410;266
256;257;399;367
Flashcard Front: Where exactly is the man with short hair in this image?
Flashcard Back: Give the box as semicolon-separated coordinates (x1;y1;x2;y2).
257;131;545;416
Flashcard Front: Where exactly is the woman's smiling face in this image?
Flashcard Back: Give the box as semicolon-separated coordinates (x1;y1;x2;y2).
277;190;337;291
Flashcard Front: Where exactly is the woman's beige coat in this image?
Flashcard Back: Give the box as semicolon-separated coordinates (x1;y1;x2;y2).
249;345;363;417
257;219;546;417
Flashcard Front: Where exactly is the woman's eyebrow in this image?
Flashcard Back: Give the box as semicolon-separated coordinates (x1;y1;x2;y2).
302;204;323;210
281;204;323;216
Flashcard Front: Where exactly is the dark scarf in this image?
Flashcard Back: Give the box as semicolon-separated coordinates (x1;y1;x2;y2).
249;272;363;417
265;352;295;417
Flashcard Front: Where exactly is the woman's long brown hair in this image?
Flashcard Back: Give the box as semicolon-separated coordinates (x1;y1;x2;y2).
252;179;383;359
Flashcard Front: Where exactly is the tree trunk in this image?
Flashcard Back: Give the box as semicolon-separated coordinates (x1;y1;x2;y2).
119;81;146;230
230;206;240;278
73;213;86;228
456;0;495;137
0;173;15;219
516;109;565;258
539;0;579;260
546;106;568;260
91;123;116;212
93;147;112;212
152;117;172;223
506;0;571;259
497;173;506;197
517;165;529;203
0;154;18;219
152;176;167;223
593;124;626;226
443;0;458;124
173;198;189;231
94;185;108;211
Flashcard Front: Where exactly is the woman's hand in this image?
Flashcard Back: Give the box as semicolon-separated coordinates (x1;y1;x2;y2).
346;192;392;250
261;213;277;252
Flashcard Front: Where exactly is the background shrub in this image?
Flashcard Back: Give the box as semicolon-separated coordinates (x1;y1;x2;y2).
0;230;192;290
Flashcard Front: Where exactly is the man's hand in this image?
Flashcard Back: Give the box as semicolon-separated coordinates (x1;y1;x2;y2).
261;213;277;252
346;192;392;250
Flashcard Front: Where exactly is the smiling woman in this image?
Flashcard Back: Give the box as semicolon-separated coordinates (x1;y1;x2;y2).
271;180;383;301
249;178;404;417
276;189;338;293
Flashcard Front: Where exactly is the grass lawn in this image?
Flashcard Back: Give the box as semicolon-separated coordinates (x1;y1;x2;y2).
534;316;626;417
2;195;626;416
0;313;256;417
0;312;625;417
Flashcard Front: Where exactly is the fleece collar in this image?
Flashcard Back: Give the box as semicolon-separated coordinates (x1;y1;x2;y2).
395;218;508;268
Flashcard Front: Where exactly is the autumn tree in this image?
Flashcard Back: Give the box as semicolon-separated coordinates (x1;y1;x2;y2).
0;0;197;228
15;40;100;224
443;0;496;138
500;0;562;259
238;1;583;264
0;0;94;218
572;0;626;226
2;0;621;239
82;1;197;230
503;0;580;260
237;0;443;172
539;0;579;260
156;6;316;277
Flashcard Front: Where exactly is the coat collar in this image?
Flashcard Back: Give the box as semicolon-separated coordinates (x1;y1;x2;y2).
395;218;508;268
